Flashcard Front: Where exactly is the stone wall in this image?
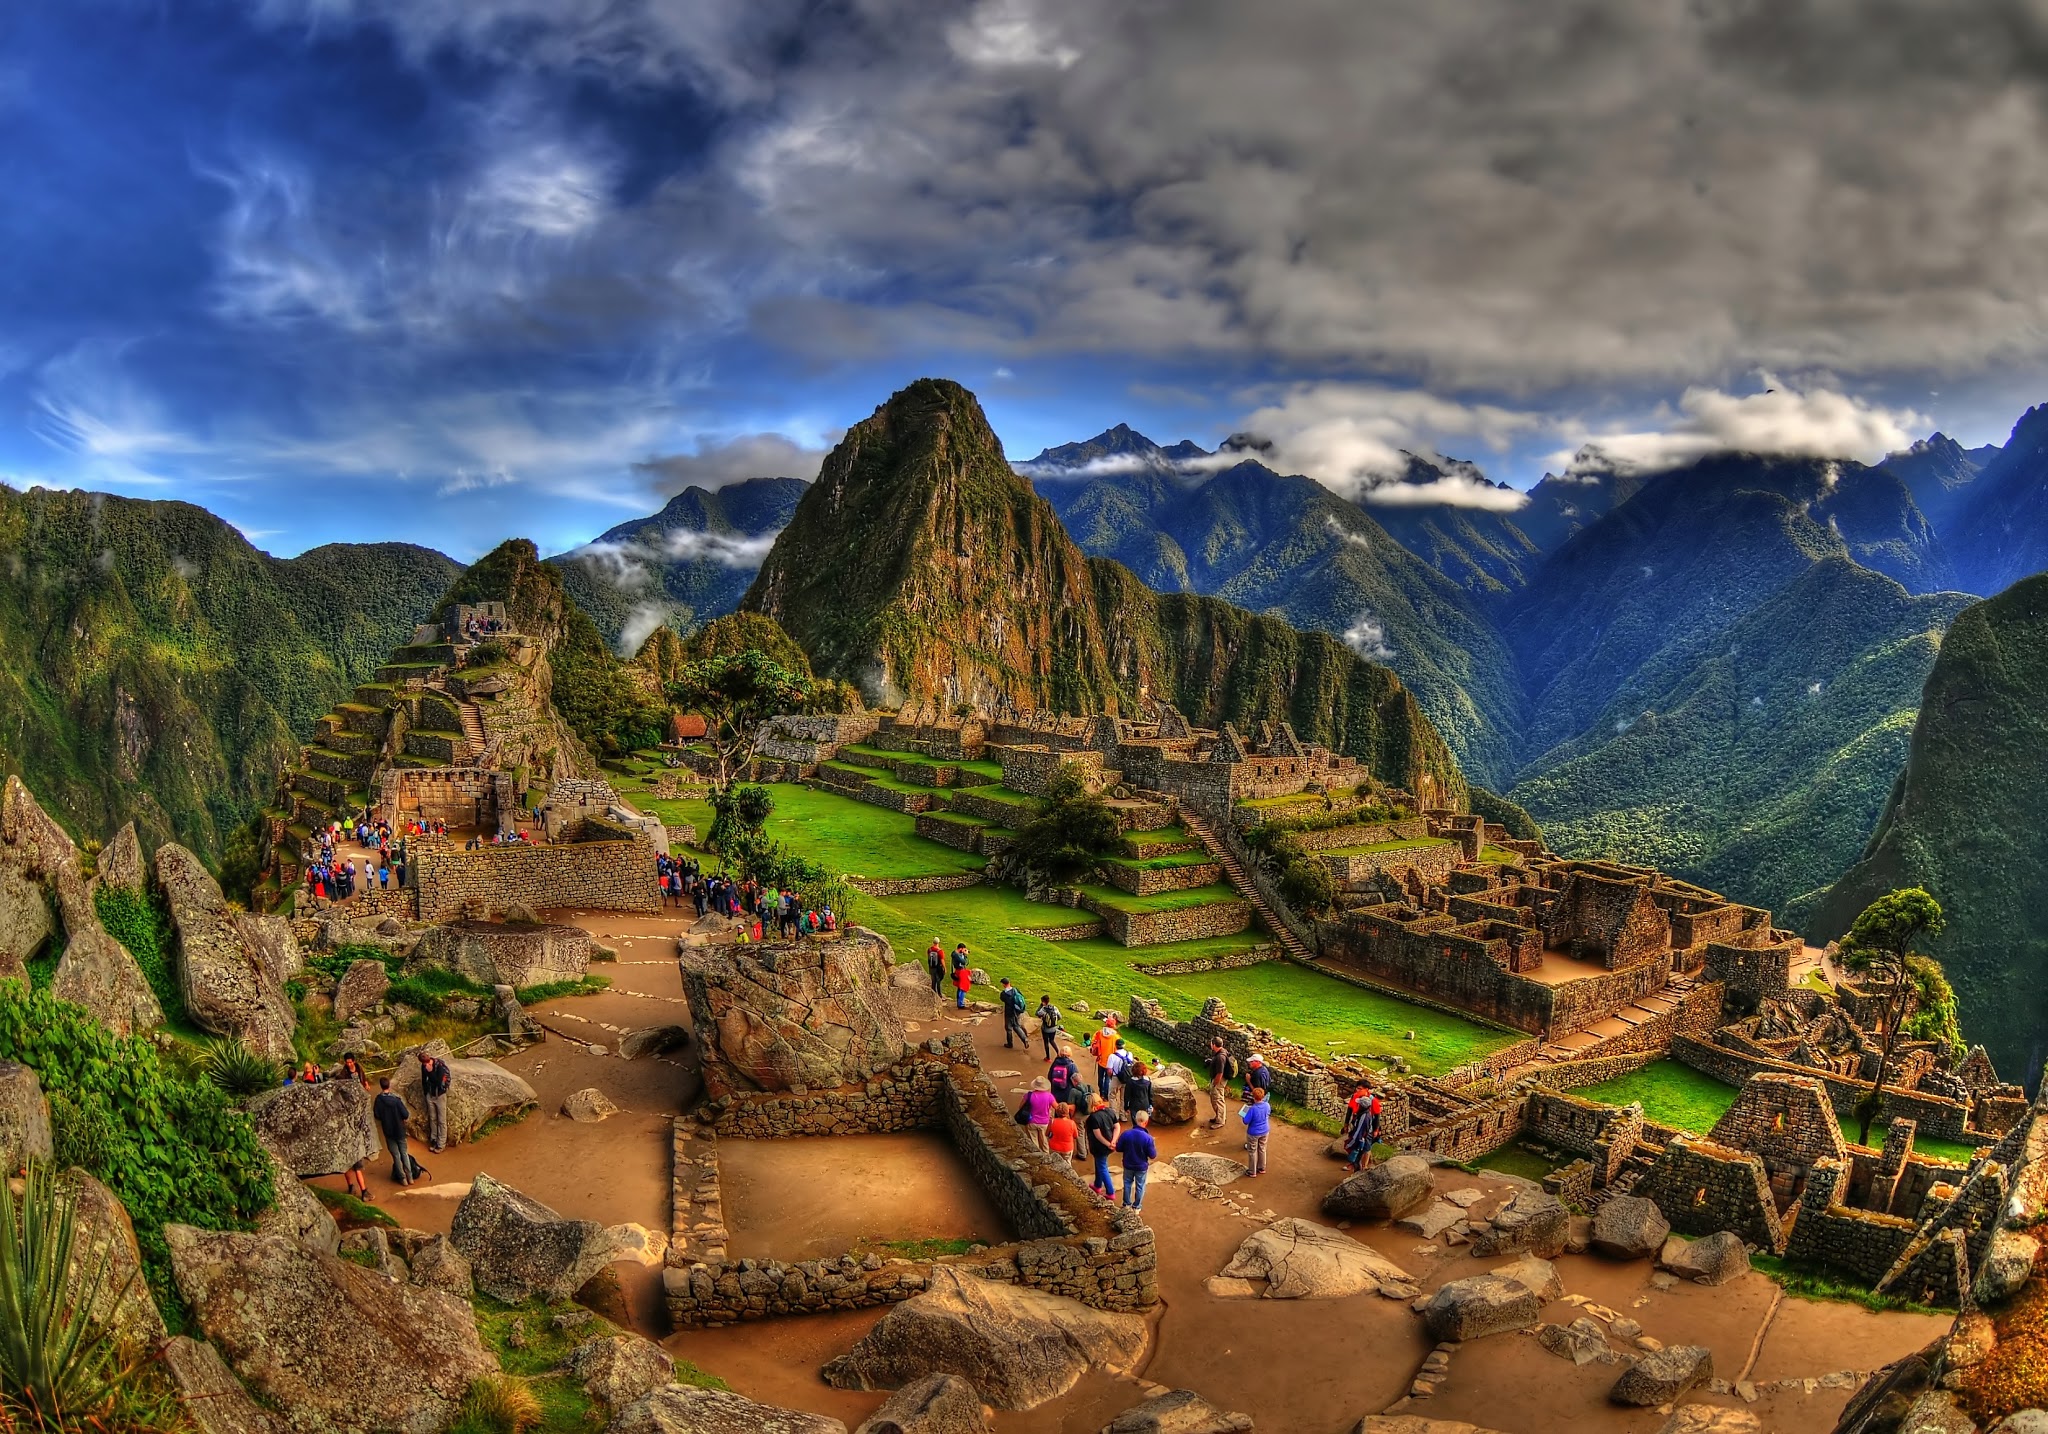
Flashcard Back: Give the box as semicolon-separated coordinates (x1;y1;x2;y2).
995;745;1105;797
1126;995;1390;1127
1702;936;1800;1003
412;837;658;921
1290;819;1432;853
706;1052;949;1137
1101;860;1223;897
1544;956;1679;1035
1400;1086;1529;1163
1783;1159;1919;1284
1671;1034;1982;1144
1086;895;1250;946
1128;946;1279;977
848;872;985;898
946;789;1042;826
387;767;506;830
756;714;883;764
914;812;987;853
1322;842;1461;888
1631;1135;1788;1253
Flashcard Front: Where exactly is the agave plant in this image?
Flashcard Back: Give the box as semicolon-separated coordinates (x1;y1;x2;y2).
197;1041;281;1099
0;1162;127;1428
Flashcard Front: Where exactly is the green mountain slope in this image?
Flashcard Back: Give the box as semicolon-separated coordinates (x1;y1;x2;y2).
548;476;806;651
0;485;457;856
744;379;1467;805
1510;558;1968;920
1812;574;2048;1086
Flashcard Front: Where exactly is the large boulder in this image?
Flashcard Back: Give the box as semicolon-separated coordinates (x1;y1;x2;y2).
410;920;591;989
0;859;51;980
1148;1065;1199;1126
854;1373;992;1434
0;777;160;1035
157;843;295;1060
1219;1217;1416;1299
392;1040;538;1144
1493;1254;1563;1303
1610;1345;1713;1406
95;822;146;894
1322;1154;1433;1222
680;930;907;1093
247;1079;377;1177
570;1333;674;1409
234;911;305;989
65;1167;165;1347
333;960;391;1025
451;1172;616;1303
619;1025;690;1060
161;1335;280;1434
821;1267;1149;1411
1420;1273;1542;1342
166;1224;493;1434
1979;1230;2042;1305
563;1088;620;1123
1103;1389;1253;1433
252;1145;341;1256
0;1061;53;1176
1659;1231;1751;1286
1470;1190;1569;1258
609;1386;848;1434
885;962;940;1023
405;1235;474;1299
1589;1196;1671;1261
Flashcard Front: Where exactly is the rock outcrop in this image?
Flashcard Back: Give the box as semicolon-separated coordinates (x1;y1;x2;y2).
852;1373;992;1434
681;931;907;1093
570;1333;675;1409
252;1146;341;1256
166;1224;494;1434
609;1385;849;1434
0;1061;53;1176
451;1172;616;1303
1659;1232;1750;1286
1102;1389;1253;1433
1219;1218;1415;1299
95;823;146;894
1589;1196;1671;1261
620;1025;690;1060
1148;1065;1198;1125
1610;1345;1713;1406
157;843;295;1059
392;1040;538;1143
563;1088;620;1123
410;920;591;989
405;1235;475;1298
161;1335;280;1434
821;1268;1149;1411
1420;1274;1542;1342
1470;1189;1569;1259
332;960;391;1025
1322;1154;1433;1222
248;1079;378;1177
66;1167;166;1347
885;962;940;1023
0;777;161;1034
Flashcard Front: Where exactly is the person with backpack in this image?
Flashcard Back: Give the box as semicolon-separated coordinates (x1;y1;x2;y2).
925;939;946;994
418;1052;453;1153
372;1077;421;1188
1105;1041;1133;1117
1035;994;1063;1058
1084;1093;1120;1200
1204;1037;1234;1128
950;943;971;976
1241;1086;1272;1176
1090;1017;1121;1101
1344;1085;1381;1172
1122;1060;1154;1124
1047;1044;1082;1111
999;979;1029;1049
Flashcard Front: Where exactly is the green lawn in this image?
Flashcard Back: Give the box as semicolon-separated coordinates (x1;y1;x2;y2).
1479;845;1521;863
1237;793;1324;813
1101;852;1215;873
1074;882;1244;914
1320;838;1450;857
958;785;1044;809
1579;1060;1985;1164
637;784;984;881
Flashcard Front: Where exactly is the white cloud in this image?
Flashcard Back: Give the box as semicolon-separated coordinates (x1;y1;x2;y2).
1323;515;1372;549
634;433;824;494
948;0;1080;69
1361;473;1529;512
618;601;678;656
1567;380;1927;478
662;528;782;565
1228;384;1543;506
1342;611;1395;662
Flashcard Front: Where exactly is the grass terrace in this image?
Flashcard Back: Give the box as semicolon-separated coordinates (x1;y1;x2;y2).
638;784;985;880
957;785;1045;810
1099;851;1217;873
1320;837;1451;857
1236;793;1326;816
1073;882;1244;914
1480;845;1522;863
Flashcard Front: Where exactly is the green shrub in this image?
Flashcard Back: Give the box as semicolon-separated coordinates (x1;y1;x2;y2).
1011;769;1120;883
197;1042;281;1100
89;887;183;1026
0;983;272;1319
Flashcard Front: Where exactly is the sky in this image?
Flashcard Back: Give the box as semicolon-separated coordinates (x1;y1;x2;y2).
7;0;2048;559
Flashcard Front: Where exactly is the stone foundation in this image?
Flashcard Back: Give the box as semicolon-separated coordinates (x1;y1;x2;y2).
412;838;658;921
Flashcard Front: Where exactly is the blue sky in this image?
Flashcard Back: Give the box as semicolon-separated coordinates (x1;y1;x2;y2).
7;0;2048;559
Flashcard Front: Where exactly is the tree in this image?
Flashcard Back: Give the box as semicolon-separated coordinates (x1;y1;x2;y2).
706;784;776;861
1837;887;1948;1146
1011;769;1120;884
664;651;818;795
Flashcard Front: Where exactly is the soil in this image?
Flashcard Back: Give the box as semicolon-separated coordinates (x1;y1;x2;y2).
315;904;1956;1432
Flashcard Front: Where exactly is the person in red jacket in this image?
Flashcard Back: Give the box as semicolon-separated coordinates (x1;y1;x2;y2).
953;962;973;1009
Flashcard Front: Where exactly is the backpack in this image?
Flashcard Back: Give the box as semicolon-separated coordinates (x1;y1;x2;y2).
1223;1052;1241;1081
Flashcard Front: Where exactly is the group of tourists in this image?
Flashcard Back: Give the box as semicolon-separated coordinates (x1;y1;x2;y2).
288;1050;454;1201
461;612;505;641
924;939;979;1008
660;855;838;940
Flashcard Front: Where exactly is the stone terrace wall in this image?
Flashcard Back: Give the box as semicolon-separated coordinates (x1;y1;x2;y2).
1543;955;1678;1035
1291;818;1432;853
1102;860;1223;897
1702;937;1800;1004
1323;842;1461;888
1400;1086;1528;1163
706;1052;950;1138
412;837;658;921
1129;946;1279;977
1087;895;1250;946
756;714;883;764
1632;1135;1788;1253
1784;1158;1918;1284
848;872;986;898
1672;1034;1980;1143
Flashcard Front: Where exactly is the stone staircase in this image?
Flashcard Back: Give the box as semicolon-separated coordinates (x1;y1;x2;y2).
1179;809;1317;964
1518;974;1699;1071
456;699;486;762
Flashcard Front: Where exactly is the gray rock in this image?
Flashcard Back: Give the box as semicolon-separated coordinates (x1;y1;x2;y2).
0;857;51;982
1493;1253;1563;1303
563;1088;621;1123
158;843;296;1059
94;822;147;894
1220;1217;1415;1299
885;963;940;1024
1420;1273;1542;1342
338;1228;408;1282
0;1061;53;1176
680;932;906;1092
392;1040;538;1144
161;1335;280;1434
619;1025;690;1060
854;1373;993;1434
247;1079;378;1177
252;1145;340;1256
1353;1420;1511;1434
1321;1154;1433;1222
1611;1345;1714;1406
411;920;591;988
1993;1412;2048;1434
1101;1388;1252;1433
166;1224;493;1434
65;1167;166;1347
1654;1411;1761;1434
570;1333;675;1409
1536;1317;1618;1366
609;1385;848;1434
821;1267;1149;1411
1659;1231;1751;1286
1148;1065;1199;1126
1589;1196;1670;1261
1393;1201;1463;1239
1171;1152;1245;1187
1979;1231;2041;1306
332;960;391;1026
451;1172;616;1303
406;1235;474;1299
234;911;305;989
1470;1190;1569;1259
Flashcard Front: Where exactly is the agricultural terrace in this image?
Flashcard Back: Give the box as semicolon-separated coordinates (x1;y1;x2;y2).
631;777;1518;1078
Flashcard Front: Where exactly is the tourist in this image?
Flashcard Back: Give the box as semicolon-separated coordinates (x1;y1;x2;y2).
1084;1094;1119;1199
1241;1086;1272;1177
1090;1015;1120;1100
1122;1060;1154;1124
1021;1076;1055;1152
1344;1087;1381;1173
1035;994;1062;1058
1204;1038;1232;1128
1047;1044;1082;1110
925;940;946;994
338;1054;369;1088
1242;1053;1271;1103
297;1060;324;1085
949;942;970;976
1105;1040;1132;1117
372;1077;417;1188
418;1052;453;1154
952;962;973;1010
1047;1101;1080;1164
378;862;391;889
1116;1111;1158;1213
999;979;1029;1048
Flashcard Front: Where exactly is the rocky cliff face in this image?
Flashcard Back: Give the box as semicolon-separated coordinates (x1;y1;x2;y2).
744;379;1465;803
